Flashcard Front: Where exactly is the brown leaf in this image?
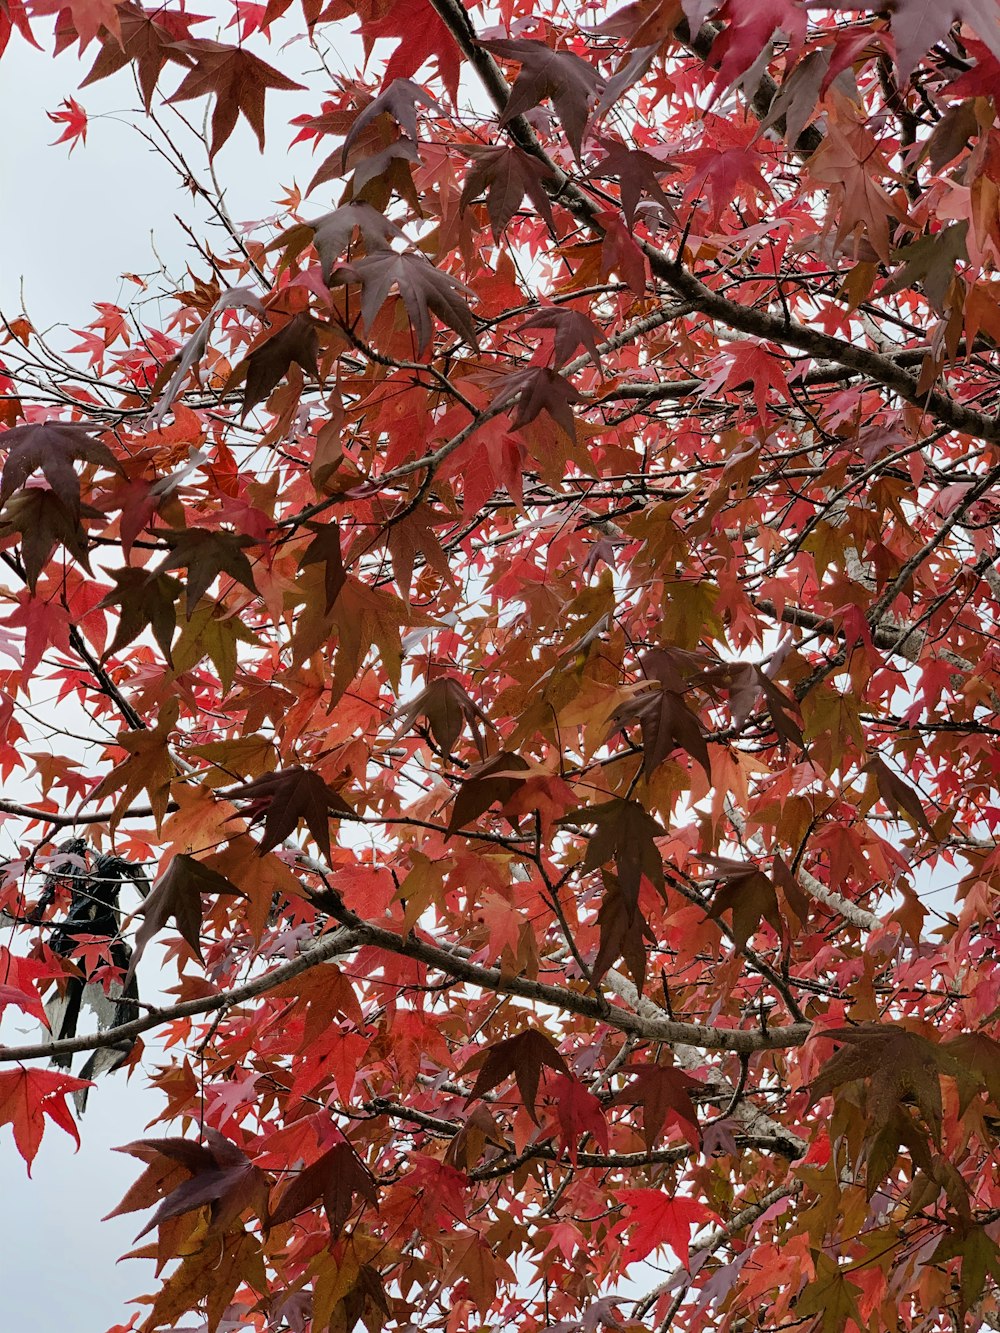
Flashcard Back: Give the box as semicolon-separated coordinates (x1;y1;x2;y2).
493;365;583;440
0;487;95;591
0;419;118;514
592;870;654;991
223;766;352;863
611;1062;702;1150
863;756;933;834
447;751;529;833
569;798;666;908
460;145;558;242
298;520;346;614
393;676;493;758
270;1140;376;1237
166;39;303;156
704;855;782;953
81;1;197;111
518;306;603;372
124;853;245;987
332;249;478;354
464;1028;568;1121
156;526;258;609
341;77;441;169
242;313;319;414
120;1129;270;1238
483;38;605;161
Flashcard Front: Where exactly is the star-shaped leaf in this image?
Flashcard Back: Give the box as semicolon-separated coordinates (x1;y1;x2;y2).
270;1140;376;1237
223;766;352;863
0;420;117;514
166;38;304;156
332;250;478;354
156;527;258;609
483;38;605;161
124;853;245;986
242;313;319;414
464;1029;568;1121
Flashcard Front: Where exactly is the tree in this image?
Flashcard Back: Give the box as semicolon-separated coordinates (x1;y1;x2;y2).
2;0;1000;1328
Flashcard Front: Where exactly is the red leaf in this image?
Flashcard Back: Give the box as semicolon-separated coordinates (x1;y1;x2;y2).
616;1188;713;1267
0;1066;90;1171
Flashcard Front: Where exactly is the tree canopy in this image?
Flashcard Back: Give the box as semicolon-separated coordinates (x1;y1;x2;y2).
3;0;1000;1329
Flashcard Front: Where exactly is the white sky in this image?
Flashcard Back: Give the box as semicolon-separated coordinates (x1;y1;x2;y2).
0;20;324;1329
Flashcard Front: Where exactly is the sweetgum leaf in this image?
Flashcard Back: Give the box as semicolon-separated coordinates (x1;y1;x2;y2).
270;1141;376;1237
242;313;319;414
125;853;245;986
465;1029;568;1121
518;307;603;372
298;520;346;614
493;365;583;440
0;420;117;514
483;38;605;161
333;250;478;354
460;145;558;241
224;766;353;863
341;78;442;169
165;38;304;156
156;526;258;609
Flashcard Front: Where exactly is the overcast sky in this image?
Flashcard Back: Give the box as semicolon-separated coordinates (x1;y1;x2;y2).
0;20;329;1328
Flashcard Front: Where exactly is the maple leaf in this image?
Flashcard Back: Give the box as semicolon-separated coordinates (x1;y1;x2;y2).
298;520;346;614
155;527;258;609
0;0;37;56
165;38;304;157
333;250;478;354
586;139;676;230
482;38;605;161
242;313;319;414
547;1074;609;1164
353;0;463;100
518;306;603;372
97;567;182;661
392;676;492;758
0;419;118;514
0;487;96;591
568;798;666;909
460;145;558;242
612;1063;702;1151
464;1028;568;1121
223;766;352;863
80;1;199;110
615;1188;713;1267
592;872;654;991
270;1140;376;1237
447;750;529;833
493;365;583;440
340;77;442;169
124;853;245;987
704;855;783;952
47;96;87;152
117;1129;270;1237
0;1066;89;1171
